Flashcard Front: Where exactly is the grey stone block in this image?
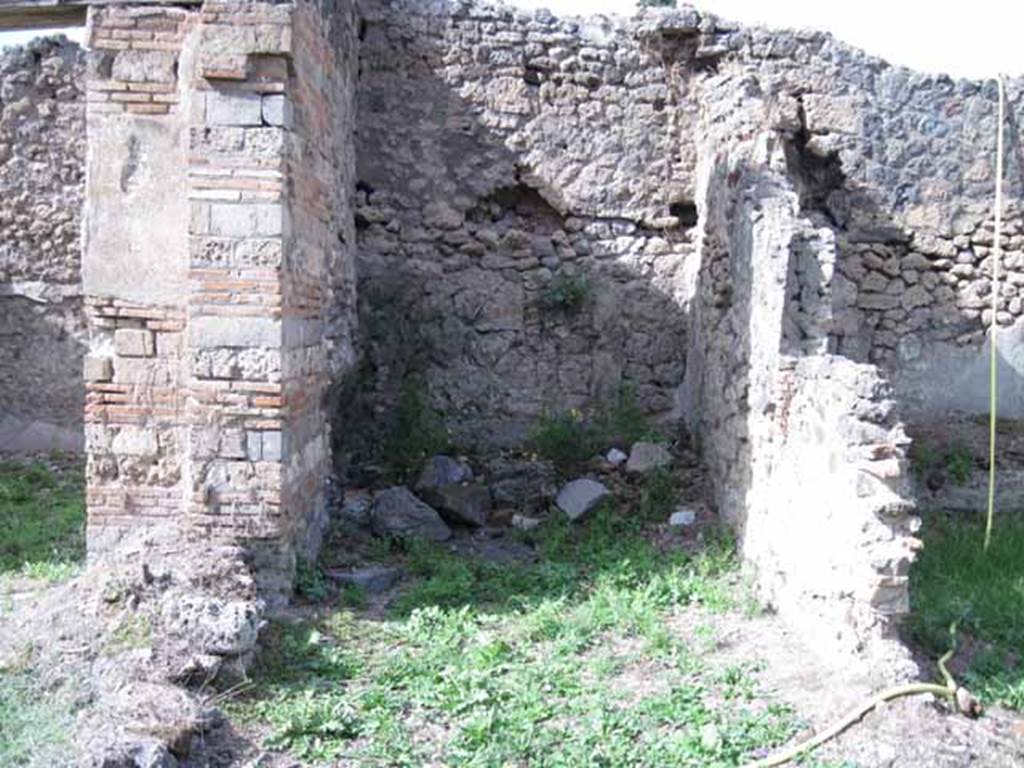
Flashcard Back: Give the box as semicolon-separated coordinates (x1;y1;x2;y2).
415;455;473;494
210;203;256;237
206;92;263;126
221;429;247;459
556;478;610;521
428;483;491;527
246;430;262;461
114;328;154;358
84;355;113;382
626;442;672;474
370;487;451;542
261;430;283;462
261;95;291;127
669;508;696;527
111;50;177;83
190;316;282;349
328;565;402;594
255;204;284;236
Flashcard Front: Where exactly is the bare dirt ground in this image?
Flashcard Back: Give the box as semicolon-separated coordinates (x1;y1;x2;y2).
694;610;1024;768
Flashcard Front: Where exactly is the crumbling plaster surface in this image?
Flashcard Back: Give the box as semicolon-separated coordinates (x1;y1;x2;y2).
0;37;87;453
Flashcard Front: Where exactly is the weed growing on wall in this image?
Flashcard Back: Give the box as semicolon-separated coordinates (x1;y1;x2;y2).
539;273;590;314
382;378;450;481
329;275;448;480
910;442;976;487
294;558;329;603
528;408;593;470
593;384;664;447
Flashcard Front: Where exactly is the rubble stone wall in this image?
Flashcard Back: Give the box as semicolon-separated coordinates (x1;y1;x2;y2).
675;8;1020;659
0;37;87;453
685;19;1024;420
354;0;698;447
683;126;917;659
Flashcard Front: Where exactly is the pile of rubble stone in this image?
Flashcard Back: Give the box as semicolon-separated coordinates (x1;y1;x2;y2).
338;440;702;546
0;526;265;767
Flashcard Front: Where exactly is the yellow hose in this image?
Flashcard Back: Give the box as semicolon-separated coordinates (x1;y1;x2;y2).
986;74;1007;552
744;625;977;768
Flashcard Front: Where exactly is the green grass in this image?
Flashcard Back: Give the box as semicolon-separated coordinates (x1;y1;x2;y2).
908;512;1024;710
228;503;800;766
0;459;85;582
0;671;77;767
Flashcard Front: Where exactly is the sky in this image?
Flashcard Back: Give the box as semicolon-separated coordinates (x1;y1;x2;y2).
0;1;1020;80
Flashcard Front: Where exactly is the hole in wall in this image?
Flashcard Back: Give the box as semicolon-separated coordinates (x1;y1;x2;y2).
668;200;698;227
785;98;848;226
475;182;562;221
523;66;543;87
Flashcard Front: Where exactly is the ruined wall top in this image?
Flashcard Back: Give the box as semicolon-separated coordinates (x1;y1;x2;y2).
361;0;1021;237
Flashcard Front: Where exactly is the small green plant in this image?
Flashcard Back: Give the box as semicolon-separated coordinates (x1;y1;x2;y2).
329;274;442;478
528;408;595;470
528;387;663;473
540;274;589;314
251;689;362;760
103;612;152;653
592;384;663;447
338;583;367;609
253;621;359;684
910;441;975;487
295;558;329;602
944;443;974;485
382;378;450;481
637;467;679;522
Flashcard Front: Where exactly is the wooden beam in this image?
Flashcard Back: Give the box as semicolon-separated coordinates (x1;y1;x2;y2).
0;1;203;32
0;1;86;30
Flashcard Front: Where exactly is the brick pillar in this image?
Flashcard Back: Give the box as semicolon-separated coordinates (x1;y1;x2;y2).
83;1;354;602
83;4;195;550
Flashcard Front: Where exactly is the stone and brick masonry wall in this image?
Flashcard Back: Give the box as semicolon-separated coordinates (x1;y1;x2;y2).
0;37;86;453
82;0;357;601
83;1;194;550
1;0;1021;656
683;122;918;664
